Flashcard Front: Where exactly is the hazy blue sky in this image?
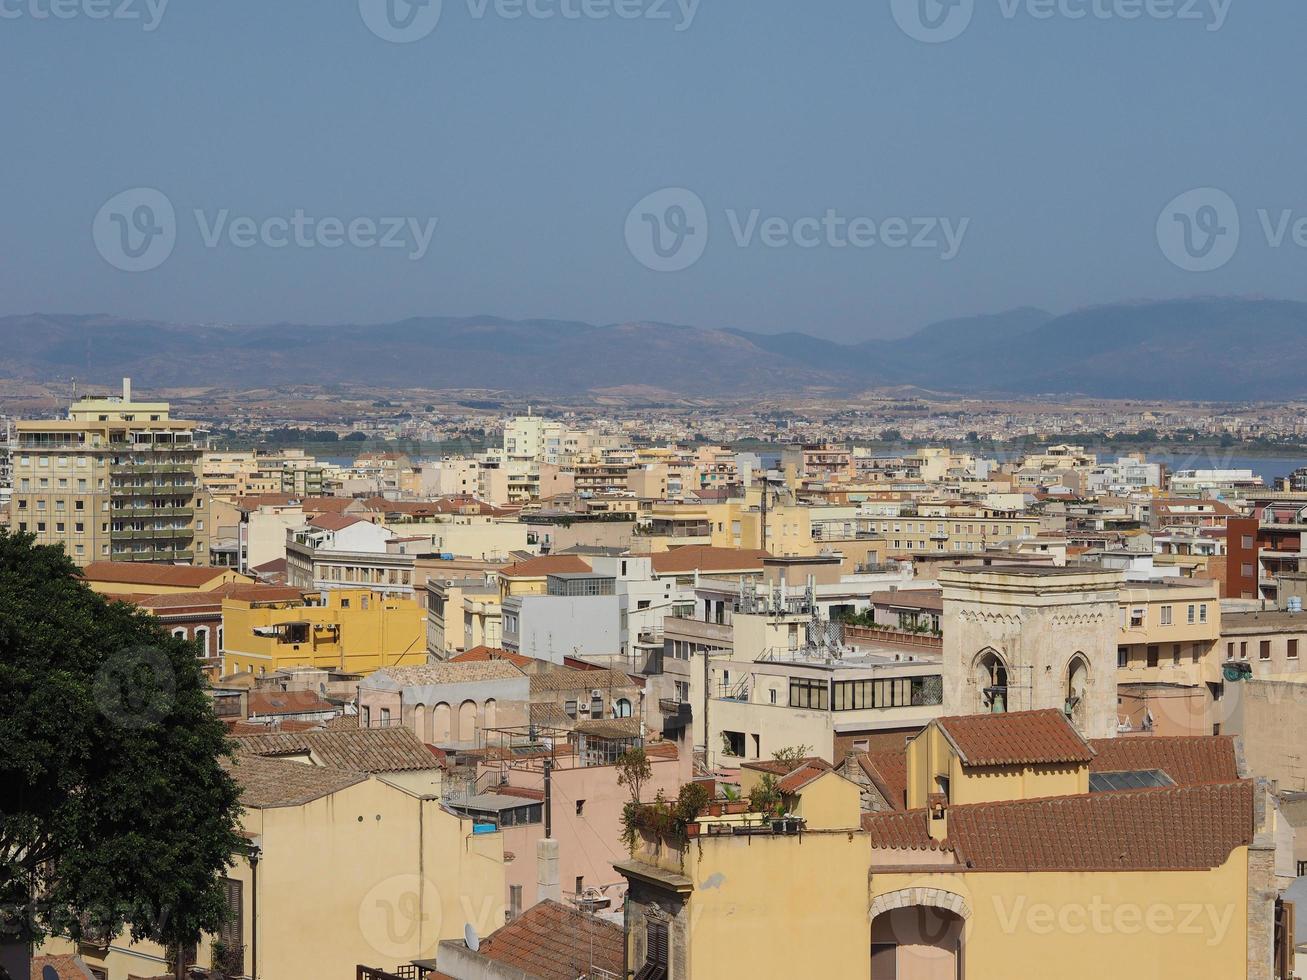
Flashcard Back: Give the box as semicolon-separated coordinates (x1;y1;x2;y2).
2;0;1303;341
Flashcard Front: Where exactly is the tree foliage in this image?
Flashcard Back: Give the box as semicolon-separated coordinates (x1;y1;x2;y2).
0;531;243;955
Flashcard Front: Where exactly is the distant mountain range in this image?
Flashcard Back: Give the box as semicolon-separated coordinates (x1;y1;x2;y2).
0;297;1300;400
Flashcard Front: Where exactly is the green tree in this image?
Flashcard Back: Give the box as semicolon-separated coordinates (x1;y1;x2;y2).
0;531;243;976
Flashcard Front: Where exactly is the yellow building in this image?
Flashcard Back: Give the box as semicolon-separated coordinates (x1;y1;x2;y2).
8;378;202;566
221;587;426;675
40;736;505;980
1116;578;1223;734
81;560;254;596
617;709;1290;980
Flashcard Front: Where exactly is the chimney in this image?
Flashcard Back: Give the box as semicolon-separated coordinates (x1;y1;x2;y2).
536;838;560;904
122;377;132;403
927;793;949;842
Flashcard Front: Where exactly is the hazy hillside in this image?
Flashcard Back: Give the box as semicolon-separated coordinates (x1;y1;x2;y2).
0;298;1301;399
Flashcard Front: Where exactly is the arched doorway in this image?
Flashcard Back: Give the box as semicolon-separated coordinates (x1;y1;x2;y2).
870;889;969;980
972;649;1009;714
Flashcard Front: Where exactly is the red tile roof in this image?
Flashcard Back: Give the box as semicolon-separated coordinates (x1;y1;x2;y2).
934;709;1095;767
778;763;834;795
31;954;95;980
80;562;244;588
946;781;1254;871
450;645;536;668
649;545;771;575
740;756;831;778
863;781;1254;871
1089;735;1240;787
476;900;623;980
248;690;336;717
499;554;592;578
308;513;369;531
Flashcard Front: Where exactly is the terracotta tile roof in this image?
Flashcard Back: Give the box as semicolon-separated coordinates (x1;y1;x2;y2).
945;781;1254;871
30;954;95;980
858;751;909;810
573;717;643;739
496;785;546;801
499;554;592;578
861;809;953;853
645;741;679;760
863;781;1254;871
476;899;623;980
1088;736;1239;787
740;757;831;778
80;561;243;588
450;645;536;668
235;727;438;772
247;689;336;717
308;513;369;531
371;660;525;687
778;763;833;795
649;545;771;575
529;666;638;694
934;709;1095;767
222;753;367;808
252;557;288;574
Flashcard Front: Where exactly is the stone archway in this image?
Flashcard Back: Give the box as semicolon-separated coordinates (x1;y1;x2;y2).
871;889;970;980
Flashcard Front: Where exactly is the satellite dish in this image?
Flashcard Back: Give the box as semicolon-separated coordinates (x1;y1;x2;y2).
464;922;481;952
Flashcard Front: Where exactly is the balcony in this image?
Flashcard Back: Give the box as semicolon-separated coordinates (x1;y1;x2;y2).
663;616;732;646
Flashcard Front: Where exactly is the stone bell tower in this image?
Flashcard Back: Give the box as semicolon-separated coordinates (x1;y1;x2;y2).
938;564;1124;739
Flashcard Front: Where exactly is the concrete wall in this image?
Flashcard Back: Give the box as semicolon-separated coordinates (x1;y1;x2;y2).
1226;678;1307;790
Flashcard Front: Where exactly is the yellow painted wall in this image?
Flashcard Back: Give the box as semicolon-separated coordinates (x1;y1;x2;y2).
221;588;426;675
791;771;862;830
906;724;1087;809
872;853;1249;980
40;776;505;980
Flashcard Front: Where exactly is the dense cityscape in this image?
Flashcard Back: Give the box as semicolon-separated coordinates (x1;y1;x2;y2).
3;378;1307;978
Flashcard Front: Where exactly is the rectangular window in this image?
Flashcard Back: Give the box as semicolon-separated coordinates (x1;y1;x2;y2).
1261;640;1272;661
1187;605;1196;624
1160;605;1172;626
1172;644;1181;666
1147;645;1160;668
722;730;746;757
1130;608;1145;628
788;678;829;710
1199;604;1208;624
1118;647;1129;669
1227;642;1235;661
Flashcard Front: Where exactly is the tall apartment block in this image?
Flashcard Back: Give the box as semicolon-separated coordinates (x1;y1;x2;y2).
7;379;202;565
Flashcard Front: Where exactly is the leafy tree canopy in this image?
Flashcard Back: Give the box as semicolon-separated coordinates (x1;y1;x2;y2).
0;531;243;954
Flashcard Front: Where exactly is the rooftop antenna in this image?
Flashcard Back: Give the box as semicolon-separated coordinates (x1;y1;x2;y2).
464;922;481;952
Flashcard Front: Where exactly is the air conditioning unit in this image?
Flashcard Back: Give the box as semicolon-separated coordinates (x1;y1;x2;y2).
591;689;603;700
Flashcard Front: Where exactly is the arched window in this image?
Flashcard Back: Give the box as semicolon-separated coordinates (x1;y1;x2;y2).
484;698;497;729
194;626;210;654
972;650;1009;714
614;698;633;718
412;704;426;742
217;626;224;651
172;627;187;640
433;702;451;742
1066;654;1090;729
458;700;477;743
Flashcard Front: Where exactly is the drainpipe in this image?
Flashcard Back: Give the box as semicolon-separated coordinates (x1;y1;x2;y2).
249;844;260;980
